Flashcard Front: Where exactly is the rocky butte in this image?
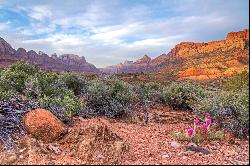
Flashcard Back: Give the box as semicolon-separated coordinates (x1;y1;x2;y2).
0;38;100;73
102;29;249;81
100;54;152;74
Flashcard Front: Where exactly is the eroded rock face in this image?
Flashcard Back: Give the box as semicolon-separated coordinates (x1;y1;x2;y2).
102;29;249;80
23;109;67;143
0;38;100;73
0;37;16;55
154;29;249;60
101;54;152;73
14;48;27;59
134;54;151;64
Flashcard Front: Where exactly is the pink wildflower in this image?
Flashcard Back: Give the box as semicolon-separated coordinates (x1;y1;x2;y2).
194;118;200;125
187;128;194;137
202;123;207;130
206;118;212;126
205;112;210;117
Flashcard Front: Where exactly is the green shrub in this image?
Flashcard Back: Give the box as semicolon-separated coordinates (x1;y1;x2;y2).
0;89;17;100
139;82;162;102
61;73;86;95
9;61;38;74
85;78;137;118
23;75;41;99
0;69;29;93
35;72;73;98
190;87;249;138
160;82;207;110
38;94;84;122
215;88;249;137
0;62;38;93
223;71;249;91
208;130;224;141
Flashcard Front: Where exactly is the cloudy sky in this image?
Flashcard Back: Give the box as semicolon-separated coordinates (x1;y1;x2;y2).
0;0;249;67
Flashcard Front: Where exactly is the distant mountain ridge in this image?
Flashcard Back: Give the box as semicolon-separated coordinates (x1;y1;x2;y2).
0;37;100;73
101;29;249;80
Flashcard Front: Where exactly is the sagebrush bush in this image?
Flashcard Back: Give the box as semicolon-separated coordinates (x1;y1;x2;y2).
0;69;29;93
38;94;84;122
0;89;17;100
61;73;86;95
84;78;138;118
23;75;41;99
0;62;38;93
160;82;207;110
9;61;39;74
223;71;249;91
190;87;249;138
0;62;86;122
138;82;162;102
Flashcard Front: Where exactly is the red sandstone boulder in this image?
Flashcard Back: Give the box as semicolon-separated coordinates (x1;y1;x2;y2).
23;109;67;143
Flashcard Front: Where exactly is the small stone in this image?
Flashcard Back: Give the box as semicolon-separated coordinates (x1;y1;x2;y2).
96;154;105;160
187;142;197;147
224;149;236;157
236;160;249;165
19;148;26;153
162;154;170;158
170;141;181;148
186;145;210;155
210;146;217;150
78;117;85;122
182;156;188;160
19;155;24;159
177;151;183;156
48;161;55;165
48;144;61;155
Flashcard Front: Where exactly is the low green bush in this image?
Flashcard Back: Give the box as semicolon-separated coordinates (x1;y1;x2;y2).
160;82;207;110
38;94;84;122
9;61;39;74
61;73;86;95
0;89;17;100
0;62;39;93
190;87;249;138
0;69;29;93
138;82;162;102
84;78;138;118
223;71;249;91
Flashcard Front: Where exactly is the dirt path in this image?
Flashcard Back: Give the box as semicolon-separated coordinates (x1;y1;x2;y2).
0;108;249;165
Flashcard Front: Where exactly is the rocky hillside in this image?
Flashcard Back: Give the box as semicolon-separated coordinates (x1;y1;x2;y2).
0;37;100;73
100;54;151;73
102;29;249;81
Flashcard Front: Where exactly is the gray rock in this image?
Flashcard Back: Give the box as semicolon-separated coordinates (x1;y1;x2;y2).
170;141;181;148
236;160;249;165
187;142;197;147
48;144;61;155
186;145;210;155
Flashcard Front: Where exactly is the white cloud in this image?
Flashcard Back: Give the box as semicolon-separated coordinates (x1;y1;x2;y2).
127;35;185;47
22;33;87;46
28;5;52;21
0;23;8;30
19;23;56;35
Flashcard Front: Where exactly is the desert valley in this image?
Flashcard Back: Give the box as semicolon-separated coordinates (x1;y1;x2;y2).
0;0;249;165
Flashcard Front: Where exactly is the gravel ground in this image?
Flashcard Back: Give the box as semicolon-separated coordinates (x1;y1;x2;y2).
0;108;249;165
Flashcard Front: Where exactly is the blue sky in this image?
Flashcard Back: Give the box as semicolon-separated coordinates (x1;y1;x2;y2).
0;0;249;67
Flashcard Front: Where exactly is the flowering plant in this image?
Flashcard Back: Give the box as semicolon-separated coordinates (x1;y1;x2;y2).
173;112;224;143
